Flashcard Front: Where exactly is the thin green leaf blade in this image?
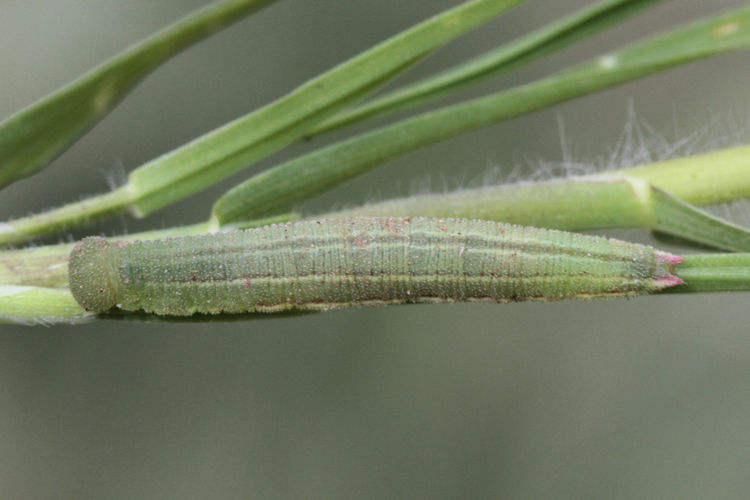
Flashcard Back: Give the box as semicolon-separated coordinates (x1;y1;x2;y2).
314;0;666;135
648;187;750;252
126;0;527;216
211;5;750;225
0;0;277;188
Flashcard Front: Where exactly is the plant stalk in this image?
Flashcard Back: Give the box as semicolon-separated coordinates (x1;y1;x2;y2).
669;253;750;293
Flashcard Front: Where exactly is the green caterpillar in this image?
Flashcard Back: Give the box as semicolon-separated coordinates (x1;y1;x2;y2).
68;217;684;315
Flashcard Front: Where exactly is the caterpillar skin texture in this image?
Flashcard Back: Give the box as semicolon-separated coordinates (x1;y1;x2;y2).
68;217;684;315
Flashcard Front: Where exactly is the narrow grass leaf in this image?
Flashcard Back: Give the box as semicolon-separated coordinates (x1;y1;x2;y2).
648;187;750;252
0;0;277;188
313;0;665;135
126;0;526;216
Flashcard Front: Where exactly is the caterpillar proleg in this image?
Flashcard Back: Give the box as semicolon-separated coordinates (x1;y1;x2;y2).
68;217;684;315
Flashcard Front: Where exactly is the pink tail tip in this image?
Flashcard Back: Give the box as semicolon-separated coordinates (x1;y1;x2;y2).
656;275;685;287
658;252;685;265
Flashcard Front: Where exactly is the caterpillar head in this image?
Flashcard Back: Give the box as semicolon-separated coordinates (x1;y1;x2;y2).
69;237;121;313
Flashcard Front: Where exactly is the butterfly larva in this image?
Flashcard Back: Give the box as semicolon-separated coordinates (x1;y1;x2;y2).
68;217;684;315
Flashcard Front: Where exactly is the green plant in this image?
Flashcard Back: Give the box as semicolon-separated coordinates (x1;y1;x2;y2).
1;0;749;325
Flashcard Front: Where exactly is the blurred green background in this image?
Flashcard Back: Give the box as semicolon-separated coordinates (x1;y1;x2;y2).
1;1;750;498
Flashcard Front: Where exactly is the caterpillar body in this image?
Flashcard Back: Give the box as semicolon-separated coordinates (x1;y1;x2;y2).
68;217;684;315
